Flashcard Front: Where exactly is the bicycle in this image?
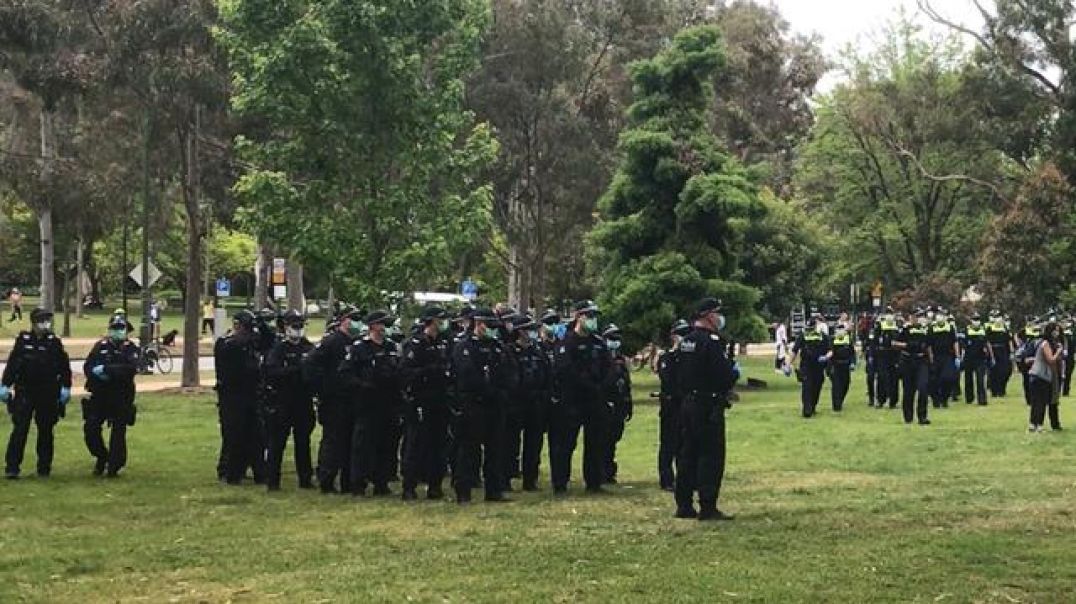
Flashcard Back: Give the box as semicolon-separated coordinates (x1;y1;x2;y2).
137;329;176;375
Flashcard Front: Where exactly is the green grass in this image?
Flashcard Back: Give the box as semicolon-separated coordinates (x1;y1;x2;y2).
1;357;1074;603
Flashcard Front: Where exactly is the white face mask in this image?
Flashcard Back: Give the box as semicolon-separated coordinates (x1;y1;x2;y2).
606;339;622;351
34;321;52;332
286;326;304;341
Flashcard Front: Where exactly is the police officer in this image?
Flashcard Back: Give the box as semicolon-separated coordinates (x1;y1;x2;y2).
339;310;402;496
400;307;452;500
214;310;266;484
986;310;1013;396
503;314;552;492
928;308;959;409
826;327;856;412
304;308;364;493
962;313;994;405
657;319;690;492
601;324;632;484
874;309;901;409
675;298;739;521
451;308;511;503
551;300;610;494
2;308;72;479
262;310;315;491
863;319;880;407
896;309;933;425
82;315;140;477
790;315;830;418
1061;317;1074;397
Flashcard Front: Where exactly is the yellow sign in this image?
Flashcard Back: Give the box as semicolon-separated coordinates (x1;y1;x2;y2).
271;258;287;286
871;281;883;298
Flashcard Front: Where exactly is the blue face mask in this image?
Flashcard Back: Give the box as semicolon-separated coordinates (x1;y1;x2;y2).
716;314;726;331
583;317;598;332
108;328;126;342
528;329;540;341
553;323;567;340
606;339;622;351
486;328;500;340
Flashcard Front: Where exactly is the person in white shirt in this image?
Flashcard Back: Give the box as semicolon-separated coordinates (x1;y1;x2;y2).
774;322;788;372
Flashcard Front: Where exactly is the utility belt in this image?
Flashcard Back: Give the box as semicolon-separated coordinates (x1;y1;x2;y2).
684;390;726;405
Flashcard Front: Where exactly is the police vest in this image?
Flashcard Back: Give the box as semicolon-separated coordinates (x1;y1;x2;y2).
967;326;985;337
833;335;851;346
804;332;823;342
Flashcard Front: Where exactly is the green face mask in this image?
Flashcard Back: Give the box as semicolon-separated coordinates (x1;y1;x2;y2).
108;329;126;342
348;321;364;337
584;317;598;332
486;328;500;340
439;319;449;333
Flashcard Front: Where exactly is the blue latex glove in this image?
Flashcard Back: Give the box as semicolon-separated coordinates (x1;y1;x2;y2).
0;384;10;403
732;362;742;381
91;365;109;381
59;387;71;406
817;355;828;364
850;363;857;372
954;358;962;370
989;358;997;368
781;363;792;377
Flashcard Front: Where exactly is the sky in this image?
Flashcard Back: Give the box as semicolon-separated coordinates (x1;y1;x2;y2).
768;0;989;91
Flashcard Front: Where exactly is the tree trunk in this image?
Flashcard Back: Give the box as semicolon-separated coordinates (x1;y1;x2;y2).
180;113;202;388
286;257;305;311
38;109;56;311
76;236;85;318
61;250;72;337
254;242;271;309
507;242;521;310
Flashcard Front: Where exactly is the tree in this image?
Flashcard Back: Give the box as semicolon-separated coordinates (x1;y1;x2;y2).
589;25;767;349
979;164;1076;316
219;0;497;309
795;22;1003;294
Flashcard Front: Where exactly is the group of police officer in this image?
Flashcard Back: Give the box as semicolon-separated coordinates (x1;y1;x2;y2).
2;309;138;479
212;300;646;506
784;305;1070;428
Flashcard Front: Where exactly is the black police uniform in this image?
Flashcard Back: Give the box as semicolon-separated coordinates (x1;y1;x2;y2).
303;328;355;493
675;325;737;518
656;345;683;490
603;351;632;483
505;339;552;491
1062;326;1074;397
551;329;610;492
451;332;511;502
339;335;402;495
214;328;266;484
897;324;931;424
863;330;879;406
986;319;1012;396
3;330;72;477
962;323;991;405
828;332;856;412
928;320;958;408
82;336;140;475
874;318;901;408
262;335;315;490
400;331;451;498
792;329;830;417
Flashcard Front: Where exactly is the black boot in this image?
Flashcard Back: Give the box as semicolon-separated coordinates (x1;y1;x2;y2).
93;457;107;477
674;506;698;519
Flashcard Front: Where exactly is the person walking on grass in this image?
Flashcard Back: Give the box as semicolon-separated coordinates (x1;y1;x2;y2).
1026;321;1064;433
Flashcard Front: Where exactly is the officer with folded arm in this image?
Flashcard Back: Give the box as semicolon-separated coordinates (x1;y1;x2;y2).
82;314;140;477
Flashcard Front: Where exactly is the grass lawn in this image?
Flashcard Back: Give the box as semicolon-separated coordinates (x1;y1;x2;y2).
1;357;1074;603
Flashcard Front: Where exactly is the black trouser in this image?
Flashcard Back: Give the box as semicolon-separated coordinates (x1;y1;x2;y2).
453;399;504;499
5;393;59;476
675;395;726;512
901;359;930;423
1027;377;1060;428
878;353;900;407
82;396;133;474
549;399;606;490
9;304;21;322
350;405;394;494
315;399;353;492
829;364;851;411
800;364;825;417
401;402;449;493
989;348;1011;396
963;362;988;405
264;396;315;489
218;396;265;484
386;414;403;482
865;359;877;404
503;393;549;487
604;408;628;482
658;396;681;490
1021;371;1032;406
1064;357;1074;397
503;403;526;484
930;355;956;407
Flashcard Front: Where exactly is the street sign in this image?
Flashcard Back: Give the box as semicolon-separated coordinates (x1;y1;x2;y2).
461;279;478;302
215;277;231;298
129;262;162;288
271;258;287;286
273;285;287;300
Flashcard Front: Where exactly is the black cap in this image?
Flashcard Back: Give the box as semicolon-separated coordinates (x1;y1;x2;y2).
539;310;561;326
573;300;599;315
671;319;691;336
257;308;277;322
970;312;982;321
420;306;448;322
915;308;927;317
602;324;622;339
364;310;396;326
282;309;305;327
108;315;128;330
512;315;538;331
30;307;53;323
694;297;722;318
233;310;256;327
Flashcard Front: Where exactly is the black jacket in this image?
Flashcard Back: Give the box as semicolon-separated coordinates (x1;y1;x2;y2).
83;338;139;405
2;331;72;398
